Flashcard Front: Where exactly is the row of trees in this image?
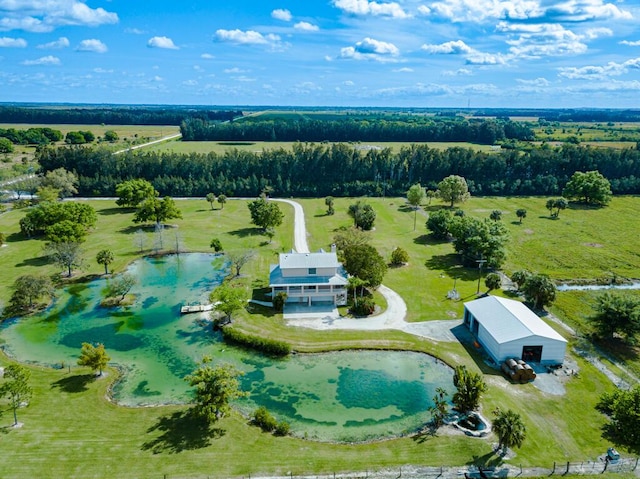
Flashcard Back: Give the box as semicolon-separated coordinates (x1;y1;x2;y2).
181;117;534;144
0;106;242;126
0;127;62;145
37;141;638;198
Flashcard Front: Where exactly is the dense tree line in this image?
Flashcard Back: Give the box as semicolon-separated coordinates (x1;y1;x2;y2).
0;127;62;145
37;141;640;198
0;106;242;126
473;108;640;123
180;117;534;144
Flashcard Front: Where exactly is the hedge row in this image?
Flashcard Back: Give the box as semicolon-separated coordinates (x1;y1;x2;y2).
221;326;291;357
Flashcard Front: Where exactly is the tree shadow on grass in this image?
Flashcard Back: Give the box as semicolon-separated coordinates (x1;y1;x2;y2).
228;227;261;238
15;255;50;268
467;450;505;471
51;373;95;393
98;207;129;216
412;424;439;444
425;254;478;282
141;410;225;454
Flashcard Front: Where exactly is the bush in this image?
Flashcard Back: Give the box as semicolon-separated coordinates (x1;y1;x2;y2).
390;247;409;266
274;421;290;436
350;296;375;316
272;291;287;312
209;238;223;252
221;326;291;356
253;406;277;432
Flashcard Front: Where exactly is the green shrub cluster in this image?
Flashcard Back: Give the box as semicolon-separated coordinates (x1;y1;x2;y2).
221;326;291;356
252;406;290;436
350;297;375;316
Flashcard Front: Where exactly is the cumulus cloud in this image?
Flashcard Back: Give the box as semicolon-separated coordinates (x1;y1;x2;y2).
620;40;640;47
76;38;107;53
422;39;505;65
558;57;640;80
421;40;473;54
500;23;589;58
426;0;630;23
0;1;118;32
517;77;551;86
271;9;292;21
215;29;282;48
22;55;60;65
0;36;26;47
333;0;410;18
37;36;69;49
147;36;178;49
339;37;400;61
443;68;473;76
294;21;319;31
417;5;431;15
201;53;214;59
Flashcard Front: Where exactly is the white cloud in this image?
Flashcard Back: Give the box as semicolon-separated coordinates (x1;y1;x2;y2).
183;79;198;86
516;77;550;86
332;0;410;18
393;67;414;72
339;37;400;61
558;57;640;80
417;5;431;15
502;23;589;58
201;53;214;59
93;67;113;73
215;29;282;48
620;40;640;47
426;0;630;23
0;1;118;32
294;21;319;32
443;68;473;76
37;37;69;49
421;40;473;54
0;36;26;47
271;9;292;21
147;36;178;50
76;38;107;53
22;55;60;65
224;67;247;73
125;27;145;35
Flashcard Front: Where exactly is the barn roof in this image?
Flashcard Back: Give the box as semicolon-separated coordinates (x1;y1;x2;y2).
464;295;567;344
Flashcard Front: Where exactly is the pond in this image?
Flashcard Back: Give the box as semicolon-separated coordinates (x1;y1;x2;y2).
0;253;454;442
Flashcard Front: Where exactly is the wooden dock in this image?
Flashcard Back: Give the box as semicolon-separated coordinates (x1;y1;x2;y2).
180;303;213;314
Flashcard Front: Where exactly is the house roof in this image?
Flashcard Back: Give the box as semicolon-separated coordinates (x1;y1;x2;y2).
464;295;567;344
269;266;348;287
278;250;341;269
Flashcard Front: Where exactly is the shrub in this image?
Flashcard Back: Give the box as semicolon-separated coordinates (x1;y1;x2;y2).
351;296;375;316
253;406;277;432
221;327;291;356
272;291;287;312
274;421;290;436
390;247;409;266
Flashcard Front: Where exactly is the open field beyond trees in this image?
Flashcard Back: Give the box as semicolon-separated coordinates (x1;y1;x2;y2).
0;194;639;477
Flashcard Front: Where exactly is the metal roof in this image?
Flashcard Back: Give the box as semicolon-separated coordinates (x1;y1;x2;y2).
464;295;567;344
278;250;341;269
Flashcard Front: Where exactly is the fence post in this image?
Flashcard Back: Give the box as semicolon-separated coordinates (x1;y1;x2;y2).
565;461;570;475
635;457;639;471
552;461;556;475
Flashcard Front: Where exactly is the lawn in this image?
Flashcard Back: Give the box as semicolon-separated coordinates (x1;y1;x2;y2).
0;195;637;477
145;140;499;155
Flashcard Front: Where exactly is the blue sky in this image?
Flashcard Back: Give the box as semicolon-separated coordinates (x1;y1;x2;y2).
0;0;639;108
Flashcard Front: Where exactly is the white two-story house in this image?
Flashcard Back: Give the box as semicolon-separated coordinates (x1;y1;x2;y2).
269;247;348;306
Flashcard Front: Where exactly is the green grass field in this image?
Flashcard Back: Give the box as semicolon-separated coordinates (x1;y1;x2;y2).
145;139;499;155
1;195;639;477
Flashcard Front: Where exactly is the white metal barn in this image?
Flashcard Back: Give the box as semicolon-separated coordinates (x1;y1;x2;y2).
463;295;567;365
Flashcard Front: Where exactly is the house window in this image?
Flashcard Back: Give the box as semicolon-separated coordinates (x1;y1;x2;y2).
308;268;317;275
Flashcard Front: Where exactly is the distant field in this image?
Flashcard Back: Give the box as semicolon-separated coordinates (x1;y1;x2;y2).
146;139;499;155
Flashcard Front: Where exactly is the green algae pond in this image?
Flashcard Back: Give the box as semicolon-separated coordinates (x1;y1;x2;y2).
0;253;454;442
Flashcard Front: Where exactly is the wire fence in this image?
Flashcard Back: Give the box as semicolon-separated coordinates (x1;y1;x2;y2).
160;457;640;479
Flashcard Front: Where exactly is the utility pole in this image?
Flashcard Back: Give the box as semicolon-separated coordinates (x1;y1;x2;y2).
476;256;487;295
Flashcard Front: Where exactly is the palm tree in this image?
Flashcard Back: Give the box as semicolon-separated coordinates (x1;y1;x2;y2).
516;208;527;223
492;408;526;455
96;249;114;275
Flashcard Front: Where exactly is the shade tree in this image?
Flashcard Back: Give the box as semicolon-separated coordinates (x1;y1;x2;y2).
96;249;114;275
0;364;32;426
206;193;217;210
41;167;78;198
133;196;183;225
211;282;246;322
45;241;84;277
77;342;111;376
342;243;387;289
589;292;640;343
596;385;640;453
437;175;470;208
8;274;54;313
184;358;247;422
115;179;157;208
247;197;283;233
406;183;425;230
348;200;376;231
492;408;527;455
563;170;612;206
520;273;556;309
